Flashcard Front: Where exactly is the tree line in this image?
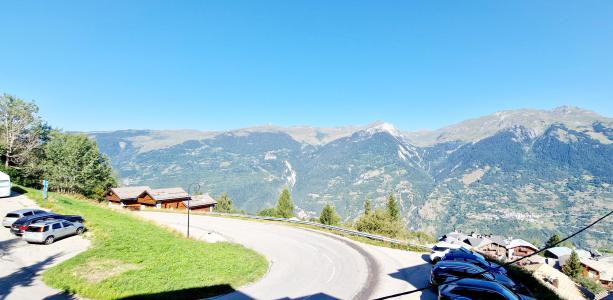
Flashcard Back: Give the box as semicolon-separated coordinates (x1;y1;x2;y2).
0;94;116;199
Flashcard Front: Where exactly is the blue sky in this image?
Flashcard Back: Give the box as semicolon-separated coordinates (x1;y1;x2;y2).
1;1;612;132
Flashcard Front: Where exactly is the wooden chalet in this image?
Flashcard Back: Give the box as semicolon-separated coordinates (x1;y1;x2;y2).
507;239;539;258
137;188;190;209
476;236;508;258
560;256;613;289
183;194;217;212
105;186;150;209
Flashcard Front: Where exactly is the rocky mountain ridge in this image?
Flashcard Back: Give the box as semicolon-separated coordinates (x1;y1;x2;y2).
90;106;613;248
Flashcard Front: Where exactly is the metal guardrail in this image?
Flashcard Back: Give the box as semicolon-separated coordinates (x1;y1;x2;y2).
205;212;427;249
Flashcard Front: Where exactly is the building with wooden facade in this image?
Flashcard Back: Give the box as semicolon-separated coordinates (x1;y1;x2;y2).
560;255;613;289
475;236;509;258
507;239;539;258
105;186;150;209
137;188;190;209
183;194;217;212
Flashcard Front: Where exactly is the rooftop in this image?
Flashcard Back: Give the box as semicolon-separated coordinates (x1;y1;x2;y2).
109;186;151;200
142;188;190;201
183;194;217;208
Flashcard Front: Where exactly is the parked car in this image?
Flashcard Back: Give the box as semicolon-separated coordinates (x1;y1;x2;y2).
23;220;85;245
430;241;464;263
438;278;535;300
442;247;507;274
2;209;47;227
430;261;518;292
10;213;84;235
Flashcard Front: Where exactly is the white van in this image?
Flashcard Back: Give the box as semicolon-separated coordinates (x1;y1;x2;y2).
0;171;11;197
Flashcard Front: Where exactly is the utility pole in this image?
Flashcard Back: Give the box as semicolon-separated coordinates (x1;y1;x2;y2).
187;182;200;238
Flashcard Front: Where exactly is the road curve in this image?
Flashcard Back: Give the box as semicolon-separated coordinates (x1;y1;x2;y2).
138;211;435;300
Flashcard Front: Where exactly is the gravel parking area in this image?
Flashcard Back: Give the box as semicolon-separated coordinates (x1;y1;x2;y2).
0;192;90;300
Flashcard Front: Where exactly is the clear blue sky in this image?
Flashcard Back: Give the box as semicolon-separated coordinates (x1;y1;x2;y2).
1;1;612;132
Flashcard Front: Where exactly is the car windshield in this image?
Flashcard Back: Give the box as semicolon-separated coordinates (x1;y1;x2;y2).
433;246;448;251
5;213;19;218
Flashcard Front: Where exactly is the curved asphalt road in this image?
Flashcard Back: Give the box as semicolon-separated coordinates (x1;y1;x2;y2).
138;212;436;300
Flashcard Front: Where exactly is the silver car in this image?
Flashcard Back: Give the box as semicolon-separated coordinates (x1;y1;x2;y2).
2;209;47;227
23;220;85;244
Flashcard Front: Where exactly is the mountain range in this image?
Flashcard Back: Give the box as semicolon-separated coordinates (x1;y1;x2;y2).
89;106;613;248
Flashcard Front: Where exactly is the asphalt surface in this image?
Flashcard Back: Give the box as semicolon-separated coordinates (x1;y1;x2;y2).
0;193;90;300
138;211;436;300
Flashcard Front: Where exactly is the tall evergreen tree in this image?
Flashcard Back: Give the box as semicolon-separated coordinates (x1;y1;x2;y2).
275;188;294;218
216;193;235;213
364;199;372;215
319;204;340;226
385;194;400;221
562;251;583;278
545;234;561;248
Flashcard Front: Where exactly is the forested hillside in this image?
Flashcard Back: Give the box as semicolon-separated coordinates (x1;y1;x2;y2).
91;107;613;248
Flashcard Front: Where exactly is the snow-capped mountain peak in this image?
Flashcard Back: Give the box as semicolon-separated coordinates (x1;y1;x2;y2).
365;121;400;137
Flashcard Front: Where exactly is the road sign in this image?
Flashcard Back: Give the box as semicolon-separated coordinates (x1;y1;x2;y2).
42;179;48;200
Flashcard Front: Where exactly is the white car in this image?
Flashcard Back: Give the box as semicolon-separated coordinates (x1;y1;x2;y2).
2;209;47;227
429;241;463;263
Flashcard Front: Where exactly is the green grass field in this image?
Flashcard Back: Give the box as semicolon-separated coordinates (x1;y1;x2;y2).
16;186;268;300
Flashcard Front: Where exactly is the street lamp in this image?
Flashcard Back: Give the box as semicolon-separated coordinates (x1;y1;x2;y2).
187;182;201;238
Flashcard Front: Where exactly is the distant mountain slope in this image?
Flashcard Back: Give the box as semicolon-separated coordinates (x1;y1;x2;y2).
90;106;613;248
402;106;612;146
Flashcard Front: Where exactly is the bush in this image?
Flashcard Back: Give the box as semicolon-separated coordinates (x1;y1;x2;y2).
257;208;278;217
576;276;605;294
355;209;406;238
319;204;340;226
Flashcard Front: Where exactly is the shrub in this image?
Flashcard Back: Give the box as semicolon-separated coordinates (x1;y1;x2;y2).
576;276;605;294
319;204;340;226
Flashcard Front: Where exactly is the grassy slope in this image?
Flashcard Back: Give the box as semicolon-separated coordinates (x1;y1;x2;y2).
17;187;267;300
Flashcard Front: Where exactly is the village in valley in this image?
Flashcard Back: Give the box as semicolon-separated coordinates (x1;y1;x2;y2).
437;231;613;299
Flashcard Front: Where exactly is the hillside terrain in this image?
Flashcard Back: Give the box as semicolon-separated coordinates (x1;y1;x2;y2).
90;106;613;248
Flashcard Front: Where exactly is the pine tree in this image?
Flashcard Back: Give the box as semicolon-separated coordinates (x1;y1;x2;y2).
364;199;372;215
562;251;583;279
319;204;340;226
216;193;234;213
385;194;400;221
545;234;561;248
275;188;294;218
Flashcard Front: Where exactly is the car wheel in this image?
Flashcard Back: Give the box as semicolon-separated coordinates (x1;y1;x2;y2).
44;236;55;245
76;227;84;235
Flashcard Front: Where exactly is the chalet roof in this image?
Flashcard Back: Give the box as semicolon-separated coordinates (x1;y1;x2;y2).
489;236;509;247
108;186;151;200
140;188;190;201
575;249;592;259
506;239;538;250
547;248;592;259
546;247;572;258
465;237;493;248
183;194;217;208
580;259;613;281
442;237;473;249
444;232;469;241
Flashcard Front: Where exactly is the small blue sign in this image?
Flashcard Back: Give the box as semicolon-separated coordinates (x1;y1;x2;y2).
42;179;48;200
